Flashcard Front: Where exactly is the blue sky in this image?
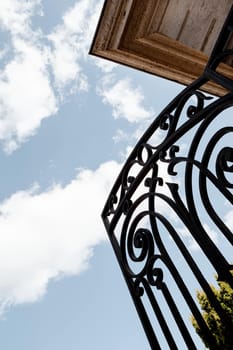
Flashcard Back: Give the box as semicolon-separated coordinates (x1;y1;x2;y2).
0;1;232;349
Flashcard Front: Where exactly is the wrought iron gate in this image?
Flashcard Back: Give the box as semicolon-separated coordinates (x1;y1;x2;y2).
102;7;233;350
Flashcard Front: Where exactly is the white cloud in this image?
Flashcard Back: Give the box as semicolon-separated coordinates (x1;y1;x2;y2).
0;160;121;310
93;57;117;73
97;76;154;123
0;0;54;152
48;0;103;92
0;0;105;152
0;38;57;153
0;0;42;37
113;129;129;143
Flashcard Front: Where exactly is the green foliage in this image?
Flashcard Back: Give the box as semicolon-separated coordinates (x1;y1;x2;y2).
191;272;233;349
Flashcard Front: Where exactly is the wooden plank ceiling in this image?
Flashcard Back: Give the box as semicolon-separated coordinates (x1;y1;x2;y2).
90;0;233;95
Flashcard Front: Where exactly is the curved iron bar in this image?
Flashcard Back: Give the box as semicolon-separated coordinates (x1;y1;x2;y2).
102;6;233;350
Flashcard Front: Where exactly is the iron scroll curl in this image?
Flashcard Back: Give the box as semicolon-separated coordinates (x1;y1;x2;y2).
102;7;233;350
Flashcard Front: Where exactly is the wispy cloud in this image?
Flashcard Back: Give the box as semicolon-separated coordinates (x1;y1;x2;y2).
0;0;103;153
113;129;130;143
97;75;154;123
0;0;42;36
0;37;57;153
93;57;117;73
0;160;121;311
48;0;102;94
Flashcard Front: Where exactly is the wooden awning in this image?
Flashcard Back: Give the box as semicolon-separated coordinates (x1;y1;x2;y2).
90;0;233;95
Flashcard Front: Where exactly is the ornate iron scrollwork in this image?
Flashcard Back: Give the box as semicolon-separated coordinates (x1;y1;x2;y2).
102;7;233;350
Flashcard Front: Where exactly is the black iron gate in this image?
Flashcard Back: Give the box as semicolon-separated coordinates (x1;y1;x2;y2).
102;7;233;350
